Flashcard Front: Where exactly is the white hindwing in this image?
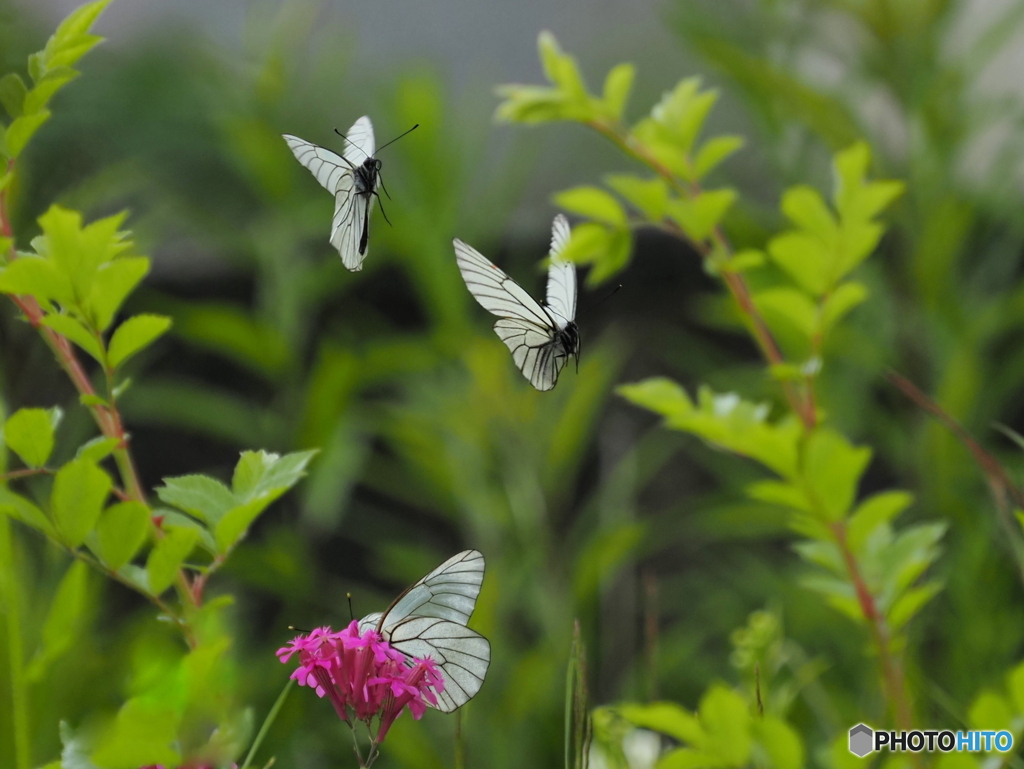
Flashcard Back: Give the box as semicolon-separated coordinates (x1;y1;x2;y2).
385;616;490;713
357;550;489;711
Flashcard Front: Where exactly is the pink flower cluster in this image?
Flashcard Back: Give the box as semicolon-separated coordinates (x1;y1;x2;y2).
276;621;444;743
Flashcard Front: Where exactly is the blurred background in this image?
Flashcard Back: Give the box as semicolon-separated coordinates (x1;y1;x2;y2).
4;0;1024;767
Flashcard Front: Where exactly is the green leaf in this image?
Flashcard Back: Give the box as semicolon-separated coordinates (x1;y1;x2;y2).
781;186;838;241
51;459;111;547
699;685;751;766
602;62;634;120
646;77;718;153
95;501;150;570
146;526;199;595
0;255;74;305
75;436;120;464
667;189;736;241
802;428;871;521
847;491;914;553
159;510;216;555
41;314;104;363
605;174;669;221
107;314;172;369
0;73;27;119
619;379;801;479
85;256;149;331
888;580;942;631
23;67;79;115
90;696;181;769
41;0;112;72
618;702;703;744
3;407;56;467
754;716;804;769
38;206;131;308
554;186;627;226
26;561;89;680
0;486;56;537
692;135;744;180
5;109;50;157
820;281;868;336
558;223;633;285
767;231;830;296
753;288;817;349
157;474;236;526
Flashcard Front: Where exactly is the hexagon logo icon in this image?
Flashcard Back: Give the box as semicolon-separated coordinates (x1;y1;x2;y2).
849;724;874;757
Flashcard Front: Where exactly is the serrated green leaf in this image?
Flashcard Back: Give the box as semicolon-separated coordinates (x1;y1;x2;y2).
601;62;634;120
604;174;669;221
692;135;744;180
847;491;913;553
5;109;50;157
85;256;149;331
107;314;171;369
803;428;871;521
158;510;216;555
667;189;736;241
554;186;627;226
888;581;942;631
146;526;199;595
233;449;317;501
38;206;131;308
0;73;27;119
95;501;150;570
157;474;236;526
40;313;104;363
3;407;55;467
51;459;111;547
782;185;838;241
648;77;718;154
767;232;830;296
26;560;89;681
0;254;74;306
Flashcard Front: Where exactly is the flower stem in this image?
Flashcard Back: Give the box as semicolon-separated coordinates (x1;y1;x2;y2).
240;678;294;769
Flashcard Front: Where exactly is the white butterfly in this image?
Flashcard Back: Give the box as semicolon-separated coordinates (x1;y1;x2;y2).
358;550;490;713
454;214;580;391
283;116;381;271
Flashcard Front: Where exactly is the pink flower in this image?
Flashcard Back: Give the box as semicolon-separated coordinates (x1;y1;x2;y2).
277;621;444;745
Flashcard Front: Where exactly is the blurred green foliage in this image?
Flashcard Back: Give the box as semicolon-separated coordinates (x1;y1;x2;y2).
2;1;1024;769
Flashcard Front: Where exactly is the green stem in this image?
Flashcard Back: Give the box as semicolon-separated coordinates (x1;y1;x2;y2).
0;517;31;769
240;678;295;769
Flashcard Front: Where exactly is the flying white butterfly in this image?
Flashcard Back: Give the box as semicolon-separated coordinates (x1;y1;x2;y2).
358;550;489;713
454;214;579;391
283;117;417;271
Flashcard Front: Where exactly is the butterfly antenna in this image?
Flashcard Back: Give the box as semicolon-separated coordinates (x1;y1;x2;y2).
378;174;393;201
287;625;312;635
331;127;364;166
347;593;355;622
579;283;623;320
375;123;419;154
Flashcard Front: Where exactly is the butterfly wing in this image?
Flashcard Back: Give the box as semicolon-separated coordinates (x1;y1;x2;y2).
545;215;577;327
283;134;354;193
345;116;375;165
378;550;485;629
494;318;566;391
454;238;569;390
385;616;491;713
331;179;373;271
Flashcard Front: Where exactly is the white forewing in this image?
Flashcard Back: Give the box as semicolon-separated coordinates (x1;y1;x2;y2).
454;239;554;328
344;116;375;165
381;550;485;627
283;135;353;193
385;616;491;712
545;215;577;328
